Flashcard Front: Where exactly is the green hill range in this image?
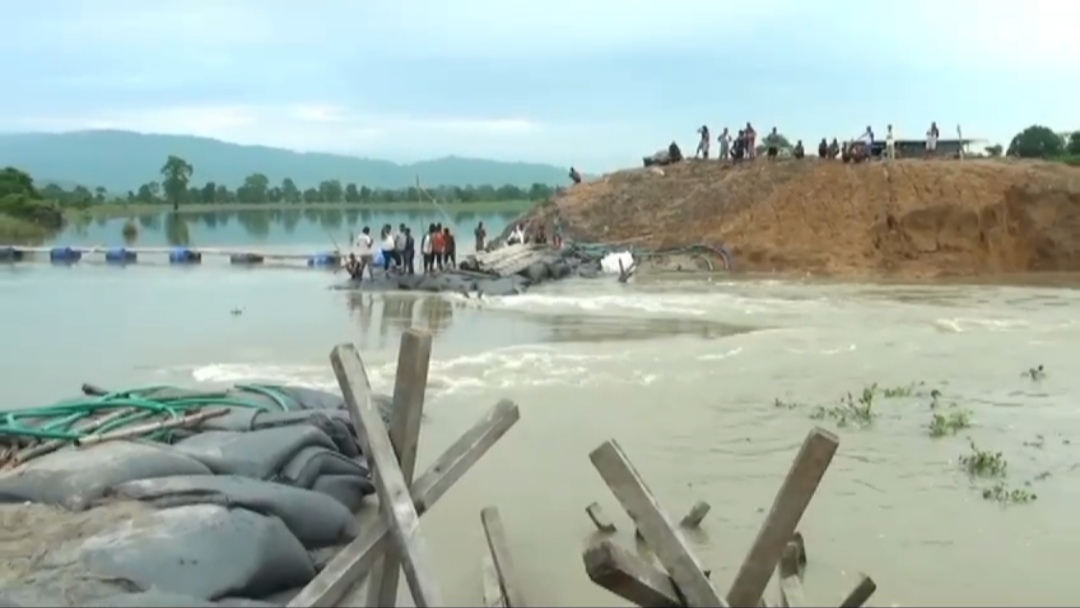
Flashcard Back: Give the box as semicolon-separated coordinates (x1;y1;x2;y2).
0;130;571;192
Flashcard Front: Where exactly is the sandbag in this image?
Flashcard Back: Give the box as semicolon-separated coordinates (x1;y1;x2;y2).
311;474;372;513
521;261;552;284
250;410;359;459
277;446;373;493
172;426;343;480
108;474;358;548
34;504;315;601
0;442;212;510
476;276;528;297
85;591;219;607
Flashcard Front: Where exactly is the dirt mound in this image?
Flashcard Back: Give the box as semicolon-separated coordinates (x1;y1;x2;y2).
526;159;1080;278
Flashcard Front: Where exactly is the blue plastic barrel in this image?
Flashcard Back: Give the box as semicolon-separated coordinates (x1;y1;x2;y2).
373;249;385;267
230;253;265;265
307;252;342;268
168;247;202;264
49;247;82;264
104;247;137;265
0;247;25;262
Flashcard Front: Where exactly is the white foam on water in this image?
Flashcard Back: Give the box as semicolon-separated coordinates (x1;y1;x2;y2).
482;293;711;317
697;347;744;361
191;363;340;391
933;317;1033;334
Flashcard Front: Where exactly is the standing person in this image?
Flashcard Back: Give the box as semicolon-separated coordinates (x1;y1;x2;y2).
718;127;732;160
403;227;415;274
474;221;487;252
861;125;875;159
766;127;781;160
432;224;446;271
745;123;757;159
353;226;375;282
381;226;397;272
443;227;457;268
695;125;711;159
926;121;939;157
553;213;564;249
885;124;896;160
394;223;407;271
421;224;434;273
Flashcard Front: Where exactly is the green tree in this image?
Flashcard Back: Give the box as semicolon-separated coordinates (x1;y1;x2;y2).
200;181;217;203
160;155;194;211
1007;125;1063;158
984;144;1003;158
1067;131;1080;156
302;187;320;203
344;183;360;203
281;178;301;203
236;173;269;203
318;179;344;203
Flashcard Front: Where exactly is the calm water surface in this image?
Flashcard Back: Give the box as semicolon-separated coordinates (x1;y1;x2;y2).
3;210;1080;607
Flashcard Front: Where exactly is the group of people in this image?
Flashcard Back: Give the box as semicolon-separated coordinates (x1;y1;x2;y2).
695;123;805;161
344;222;460;281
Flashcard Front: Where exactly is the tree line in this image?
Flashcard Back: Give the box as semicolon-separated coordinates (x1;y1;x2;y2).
46;155;560;211
1000;125;1080;161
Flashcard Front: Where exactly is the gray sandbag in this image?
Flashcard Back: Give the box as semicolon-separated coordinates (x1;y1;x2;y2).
394;274;426;291
251;411;359;459
172;425;341;480
577;265;601;279
547;259;573;279
311;474;372;513
521;261;552;284
0;442;212;510
35;504;315;601
109;475;357;548
476;276;528;297
277;446;373;493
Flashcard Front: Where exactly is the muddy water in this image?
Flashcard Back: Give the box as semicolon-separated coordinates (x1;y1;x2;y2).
2;264;1079;607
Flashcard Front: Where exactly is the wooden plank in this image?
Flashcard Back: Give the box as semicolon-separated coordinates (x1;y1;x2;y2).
679;501;711;528
777;542;806;608
366;329;434;608
583;538;684;608
725;428;838;607
586;501;617;533
287;399;519;608
480;506;528;608
590;440;726;607
481;555;507;607
330;344;443;608
838;575;877;608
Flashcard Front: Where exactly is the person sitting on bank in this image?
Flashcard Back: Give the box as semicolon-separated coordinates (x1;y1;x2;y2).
817;138;828;158
569;166;583;184
507;223;525;246
344;253;363;280
793;140;805;159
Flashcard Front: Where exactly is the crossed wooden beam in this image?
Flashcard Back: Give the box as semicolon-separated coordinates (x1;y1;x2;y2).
581;429;878;607
287;329;520;608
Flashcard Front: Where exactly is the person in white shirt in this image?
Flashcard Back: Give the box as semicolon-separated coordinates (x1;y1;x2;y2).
507;223;525;246
380;227;396;272
420;224;434;274
717;127;732;160
885;124;896;160
394;223;407;272
352;226;375;281
926;121;939;156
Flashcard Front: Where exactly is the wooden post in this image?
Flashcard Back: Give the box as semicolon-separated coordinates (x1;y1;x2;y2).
838;576;876;608
777;541;806;608
586;502;617;533
725;428;838;607
583;538;685;608
481;555;507;607
590;440;726;607
287;399;520;608
366;329;434;608
480;506;528;607
330;343;443;607
679;501;711;529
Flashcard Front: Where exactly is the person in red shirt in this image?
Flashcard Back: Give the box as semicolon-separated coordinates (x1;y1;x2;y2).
432;225;446;271
443;227;456;268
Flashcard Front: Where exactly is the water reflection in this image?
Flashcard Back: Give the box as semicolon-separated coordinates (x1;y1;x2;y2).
346;293;455;350
50;206;523;249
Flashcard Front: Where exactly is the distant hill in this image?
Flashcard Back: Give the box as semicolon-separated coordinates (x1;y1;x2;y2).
0;130;571;192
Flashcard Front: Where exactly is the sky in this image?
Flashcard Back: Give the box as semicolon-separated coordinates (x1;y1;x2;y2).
2;0;1077;171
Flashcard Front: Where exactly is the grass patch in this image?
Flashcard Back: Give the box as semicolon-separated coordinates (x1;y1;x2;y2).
0;214;49;243
959;441;1037;505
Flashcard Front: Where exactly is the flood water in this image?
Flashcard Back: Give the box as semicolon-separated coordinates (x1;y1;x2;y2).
3;209;1080;607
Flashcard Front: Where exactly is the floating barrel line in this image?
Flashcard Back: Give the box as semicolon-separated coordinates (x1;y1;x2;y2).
0;245;344;268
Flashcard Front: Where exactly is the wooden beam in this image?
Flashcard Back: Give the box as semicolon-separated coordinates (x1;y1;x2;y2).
287;399;520;608
331;343;443;607
725;428;838;607
838;576;876;608
366;329;434;608
586;501;617;533
777;542;806;608
583;538;684;608
481;507;528;607
590;440;726;607
481;555;507;607
679;501;711;528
